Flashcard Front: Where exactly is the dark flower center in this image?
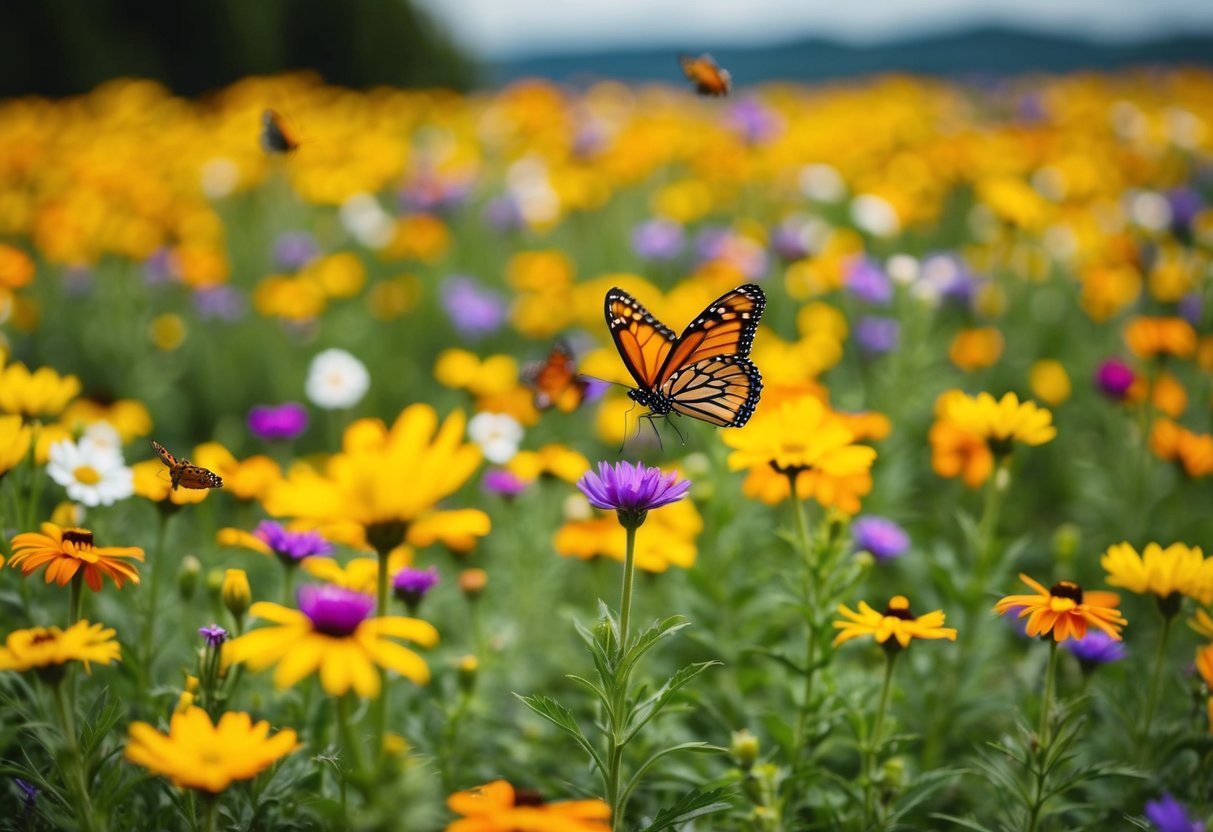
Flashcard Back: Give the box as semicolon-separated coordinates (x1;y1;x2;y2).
63;529;94;548
1049;581;1083;604
884;604;915;621
513;788;546;807
30;631;57;645
770;461;812;477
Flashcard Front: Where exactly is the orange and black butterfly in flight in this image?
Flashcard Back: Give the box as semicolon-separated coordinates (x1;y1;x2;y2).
526;342;590;413
679;53;732;97
260;109;299;155
151;441;224;491
605;284;764;427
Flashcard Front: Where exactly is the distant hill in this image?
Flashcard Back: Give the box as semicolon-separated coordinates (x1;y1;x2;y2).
486;26;1213;87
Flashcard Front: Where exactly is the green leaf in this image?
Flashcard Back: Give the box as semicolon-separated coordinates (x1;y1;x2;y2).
620;742;727;810
565;674;612;712
930;813;998;832
513;694;604;772
619;616;689;678
625;661;720;742
639;787;732;832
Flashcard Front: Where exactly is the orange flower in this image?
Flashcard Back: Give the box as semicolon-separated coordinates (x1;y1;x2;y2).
993;573;1126;642
9;523;144;591
1150;419;1213;477
948;327;1005;371
446;780;610;832
1124;316;1196;360
928;421;993;488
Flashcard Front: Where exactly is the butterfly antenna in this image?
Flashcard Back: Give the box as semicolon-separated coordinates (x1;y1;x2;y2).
644;413;665;452
581;373;634;392
618;401;639;454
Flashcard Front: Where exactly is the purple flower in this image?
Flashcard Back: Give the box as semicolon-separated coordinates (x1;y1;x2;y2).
254;520;334;563
770;220;812;261
726;98;784;145
198;624;228;648
440;275;508;340
1000;605;1031;638
248;402;309;441
398;170;473;214
193;285;247;322
144;247;174;285
392;566;440;612
483;195;524;233
844;258;893;305
1063;631;1126;667
15;777;36;812
1180;292;1203;327
298;584;375;637
920;253;976;308
1167;187;1204;229
482;468;530;498
1094;358;1136;400
577;461;691;527
1145;793;1204;832
855;316;900;356
851;516;909;561
631;219;685;262
273;231;320;270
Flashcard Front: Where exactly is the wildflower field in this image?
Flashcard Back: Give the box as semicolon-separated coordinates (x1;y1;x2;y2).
1;67;1212;831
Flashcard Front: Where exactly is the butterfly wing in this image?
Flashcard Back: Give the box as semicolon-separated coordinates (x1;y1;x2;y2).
605;288;678;391
679;54;731;96
527;343;588;412
654;284;764;389
664;355;763;427
175;463;224;490
260;109;298;154
151;440;178;470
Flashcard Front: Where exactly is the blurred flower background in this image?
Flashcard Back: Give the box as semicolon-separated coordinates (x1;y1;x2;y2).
1;1;1213;830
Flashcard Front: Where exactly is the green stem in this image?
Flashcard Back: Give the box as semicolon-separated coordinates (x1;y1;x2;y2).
788;474;816;761
140;511;172;685
864;650;899;828
336;694;371;800
51;680;101;832
68;571;84;625
201;795;218;832
281;562;297;607
1141;613;1175;740
372;548;390;760
972;461;1007;596
1037;640;1060;749
619;524;638;651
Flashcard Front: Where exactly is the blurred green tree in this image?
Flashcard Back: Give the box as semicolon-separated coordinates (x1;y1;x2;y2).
0;0;475;96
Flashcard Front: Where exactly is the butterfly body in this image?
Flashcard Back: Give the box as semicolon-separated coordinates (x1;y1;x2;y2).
526;343;589;412
679;53;732;96
151;441;223;491
260;109;299;155
606;284;764;428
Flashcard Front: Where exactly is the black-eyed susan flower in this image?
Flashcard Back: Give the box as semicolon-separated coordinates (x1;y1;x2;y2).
994;574;1126;642
0;360;80;419
1101;541;1212;609
1124;315;1196;361
935;390;1056;455
125;706;298;794
0;620;120;673
9;523;144;591
225;584;438;698
832;596;957;650
446;780;610;832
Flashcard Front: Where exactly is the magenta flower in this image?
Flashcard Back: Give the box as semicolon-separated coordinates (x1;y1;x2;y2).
198;624;228;648
482;468;530;498
392;566;440;613
248;402;309;441
298;585;375;637
577;461;691;527
255;521;334;563
1094;358;1136;400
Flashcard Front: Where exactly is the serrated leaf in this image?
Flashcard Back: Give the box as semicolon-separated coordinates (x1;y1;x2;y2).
639;787;732;832
619;616;689;678
625;661;720;742
513;693;604;771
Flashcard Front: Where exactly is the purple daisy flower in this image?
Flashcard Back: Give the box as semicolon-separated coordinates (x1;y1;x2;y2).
770;220;812;261
248;402;309;441
1094;358;1136;401
298;584;375;637
392;566;440;613
844;257;893;305
1145;793;1204;832
273;231;321;270
254;521;334;563
855;316;900;356
631;219;685;262
1063;630;1126;667
725;98;784;145
440;275;508;340
577;461;691;527
1167;187;1204;230
197;624;228;648
482;468;530;498
851;516;909;561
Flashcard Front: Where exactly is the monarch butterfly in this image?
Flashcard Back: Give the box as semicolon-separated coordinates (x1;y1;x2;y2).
605;284;764;427
679;53;732;97
151;441;224;491
260;109;299;155
526;342;589;413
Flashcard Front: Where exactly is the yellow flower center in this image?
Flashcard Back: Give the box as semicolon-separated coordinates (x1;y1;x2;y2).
73;465;102;485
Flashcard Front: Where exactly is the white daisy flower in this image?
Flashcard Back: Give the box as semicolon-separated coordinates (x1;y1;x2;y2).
46;438;134;507
468;412;523;465
305;349;370;410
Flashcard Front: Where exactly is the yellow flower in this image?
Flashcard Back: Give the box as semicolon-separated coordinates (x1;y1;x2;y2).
506;443;591;483
191;443;282;502
301;553;413;595
125;706;299;794
935;390;1056;452
1101;542;1212;605
9;523;144;591
1124;316;1197;360
222;569;251;618
928;418;993;488
264;404;488;553
0;244;34;288
0;414;32;476
1028;359;1071;406
0;620;121;672
132;458;209;505
446;780;611;832
555;496;702;573
0;360;80;418
226;585;438;697
994;574;1126;642
739;462;873;514
1191;608;1213;640
832;596;957;648
60;398;152;443
948;327;1005;372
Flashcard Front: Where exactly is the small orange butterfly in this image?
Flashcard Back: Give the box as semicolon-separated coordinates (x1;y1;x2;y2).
260;109;299;155
679;53;732;97
151;441;224;491
526;343;590;413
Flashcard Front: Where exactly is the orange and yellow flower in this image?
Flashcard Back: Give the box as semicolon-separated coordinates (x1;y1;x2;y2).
832;596;957;648
1101;542;1212;605
446;780;610;832
994;574;1126;642
1124;316;1196;361
0;620;121;672
9;523;144;591
555;496;701;573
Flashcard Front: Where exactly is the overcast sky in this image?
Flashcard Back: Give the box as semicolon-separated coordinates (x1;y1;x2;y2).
416;0;1213;58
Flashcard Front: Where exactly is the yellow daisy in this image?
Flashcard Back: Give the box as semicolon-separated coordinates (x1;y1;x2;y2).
832;596;957;649
0;620;121;673
1101;541;1212;606
994;574;1126;642
9;523;144;591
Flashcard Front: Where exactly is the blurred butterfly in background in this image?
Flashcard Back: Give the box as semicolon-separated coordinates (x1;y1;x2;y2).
151;441;224;491
679;53;732;97
605;284;764;427
260;109;299;155
526;342;590;413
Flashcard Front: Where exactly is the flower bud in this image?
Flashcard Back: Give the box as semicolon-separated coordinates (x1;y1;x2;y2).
882;756;906;791
730;729;760;770
458;568;487;600
174;690;195;714
205;568;224;601
177;554;201;600
458;654;478;694
222;568;251;620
